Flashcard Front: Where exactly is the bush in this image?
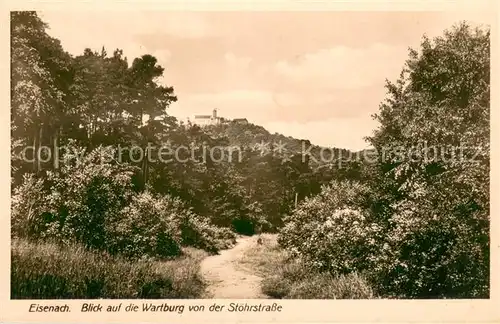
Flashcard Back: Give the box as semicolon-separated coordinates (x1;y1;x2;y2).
110;191;236;258
180;215;236;252
109;191;183;258
11;173;49;238
11;145;138;250
367;192;489;298
12;144;236;258
11;238;207;299
279;181;380;274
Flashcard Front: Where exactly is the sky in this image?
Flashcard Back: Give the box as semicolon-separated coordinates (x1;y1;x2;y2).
40;10;491;150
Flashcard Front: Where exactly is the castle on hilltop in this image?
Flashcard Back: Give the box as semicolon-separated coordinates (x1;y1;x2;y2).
193;109;222;126
192;109;248;127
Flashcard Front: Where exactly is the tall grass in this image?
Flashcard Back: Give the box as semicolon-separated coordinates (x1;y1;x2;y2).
242;234;375;299
11;239;207;299
261;260;374;299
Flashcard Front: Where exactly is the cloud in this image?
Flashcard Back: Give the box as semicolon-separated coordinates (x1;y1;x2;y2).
169;89;340;123
169;90;379;150
274;43;409;89
262;117;378;151
151;13;214;38
42;11;217;41
168;85;386;128
152;49;172;63
224;52;252;69
41;11;488;150
40;11;218;64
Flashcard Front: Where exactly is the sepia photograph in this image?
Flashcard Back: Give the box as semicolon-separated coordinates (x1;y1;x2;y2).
9;8;491;303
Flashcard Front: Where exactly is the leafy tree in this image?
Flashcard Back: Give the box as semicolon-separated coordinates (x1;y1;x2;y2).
367;22;490;297
11;11;72;176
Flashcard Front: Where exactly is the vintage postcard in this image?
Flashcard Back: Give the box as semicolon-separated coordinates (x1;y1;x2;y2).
0;0;498;323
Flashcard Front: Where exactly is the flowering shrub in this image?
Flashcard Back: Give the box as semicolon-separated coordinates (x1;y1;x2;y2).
11;146;138;249
109;191;235;258
279;169;489;298
11;173;50;238
279;23;490;298
367;176;489;298
11;144;236;259
180;214;236;253
108;191;183;258
279;181;380;274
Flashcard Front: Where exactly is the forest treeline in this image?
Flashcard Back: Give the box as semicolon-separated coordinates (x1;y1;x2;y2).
11;11;489;299
11;11;353;241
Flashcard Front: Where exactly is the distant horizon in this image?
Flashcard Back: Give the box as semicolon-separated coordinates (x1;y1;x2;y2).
174;110;373;151
41;11;491;151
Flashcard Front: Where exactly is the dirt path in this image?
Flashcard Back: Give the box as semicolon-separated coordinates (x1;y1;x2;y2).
200;235;268;299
